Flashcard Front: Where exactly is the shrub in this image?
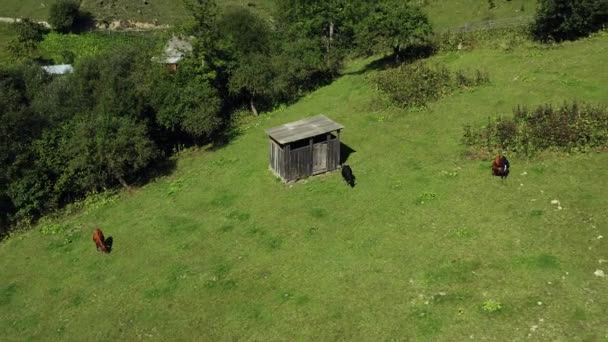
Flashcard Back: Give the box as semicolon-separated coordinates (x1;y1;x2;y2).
482;299;502;313
532;0;608;42
434;26;529;52
48;0;81;33
371;62;490;108
462;102;608;156
7;18;47;58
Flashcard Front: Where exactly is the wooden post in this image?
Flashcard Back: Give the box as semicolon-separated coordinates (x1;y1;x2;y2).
285;143;291;182
326;133;331;171
309;137;313;176
337;130;341;166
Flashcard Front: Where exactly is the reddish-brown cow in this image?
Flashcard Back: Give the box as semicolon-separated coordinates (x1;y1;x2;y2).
491;155;510;179
92;228;109;253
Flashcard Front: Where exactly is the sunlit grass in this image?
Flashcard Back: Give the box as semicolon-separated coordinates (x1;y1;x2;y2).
0;28;607;342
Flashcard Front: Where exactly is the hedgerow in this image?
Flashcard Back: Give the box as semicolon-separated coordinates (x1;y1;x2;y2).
462;102;608;156
370;62;489;108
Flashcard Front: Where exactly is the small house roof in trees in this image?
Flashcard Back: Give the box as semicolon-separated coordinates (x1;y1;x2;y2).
152;36;194;64
41;64;74;75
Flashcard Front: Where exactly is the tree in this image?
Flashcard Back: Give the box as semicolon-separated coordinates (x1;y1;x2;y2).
355;1;433;63
228;53;276;115
532;0;608;42
275;0;362;67
0;64;51;222
217;7;271;58
219;7;275;115
48;0;81;33
7;19;47;58
182;0;222;80
153;70;222;140
62;113;158;190
271;37;328;99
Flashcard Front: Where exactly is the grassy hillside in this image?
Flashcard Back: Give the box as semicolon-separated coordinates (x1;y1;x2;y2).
1;30;607;340
423;0;538;31
0;0;536;27
0;0;275;24
0;0;536;66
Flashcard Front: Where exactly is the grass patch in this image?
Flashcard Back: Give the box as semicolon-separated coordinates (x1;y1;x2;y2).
0;283;18;306
514;253;561;270
427;260;481;284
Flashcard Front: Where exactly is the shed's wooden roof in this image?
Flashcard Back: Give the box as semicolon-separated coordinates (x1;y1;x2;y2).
265;115;344;144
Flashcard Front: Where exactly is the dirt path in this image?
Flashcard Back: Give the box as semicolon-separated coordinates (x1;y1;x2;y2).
0;16;169;32
0;17;51;28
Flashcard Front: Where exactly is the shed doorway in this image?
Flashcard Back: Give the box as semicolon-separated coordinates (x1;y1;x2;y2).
313;142;328;174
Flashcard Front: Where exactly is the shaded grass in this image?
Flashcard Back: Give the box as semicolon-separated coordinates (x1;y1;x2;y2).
0;0;275;24
0;32;607;341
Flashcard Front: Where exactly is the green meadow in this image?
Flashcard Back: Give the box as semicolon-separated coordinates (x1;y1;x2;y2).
1;21;607;341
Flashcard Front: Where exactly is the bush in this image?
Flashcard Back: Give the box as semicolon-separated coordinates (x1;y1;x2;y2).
48;0;81;33
371;62;490;108
532;0;608;42
482;299;502;313
434;26;529;52
355;1;434;63
7;18;47;58
462;102;608;156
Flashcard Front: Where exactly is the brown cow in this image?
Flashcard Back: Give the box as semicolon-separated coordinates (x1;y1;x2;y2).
491;155;510;179
92;228;109;253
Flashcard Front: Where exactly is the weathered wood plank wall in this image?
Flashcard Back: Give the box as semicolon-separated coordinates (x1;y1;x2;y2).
269;130;341;182
288;146;312;181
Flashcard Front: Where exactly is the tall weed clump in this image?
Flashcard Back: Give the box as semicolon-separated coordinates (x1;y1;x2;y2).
371;62;489;108
434;26;530;52
463;102;608;156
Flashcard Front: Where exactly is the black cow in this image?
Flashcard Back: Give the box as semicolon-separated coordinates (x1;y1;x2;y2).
341;164;355;187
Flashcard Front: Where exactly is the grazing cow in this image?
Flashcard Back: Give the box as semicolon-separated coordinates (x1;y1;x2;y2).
92;228;109;253
491;155;510;179
341;164;355;187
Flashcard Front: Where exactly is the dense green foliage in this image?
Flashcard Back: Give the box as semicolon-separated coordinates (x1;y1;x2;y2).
433;25;530;52
0;52;161;225
356;1;434;62
463;102;608;155
48;0;81;33
532;0;608;42
39;32;162;64
371;62;489;108
7;19;47;59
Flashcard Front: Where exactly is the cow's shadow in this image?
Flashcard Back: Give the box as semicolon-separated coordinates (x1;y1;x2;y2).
104;236;113;253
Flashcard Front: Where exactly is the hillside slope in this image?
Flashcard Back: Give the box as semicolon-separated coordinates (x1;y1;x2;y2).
1;30;607;340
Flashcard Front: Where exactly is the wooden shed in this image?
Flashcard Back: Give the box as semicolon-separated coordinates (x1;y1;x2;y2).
265;115;344;182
